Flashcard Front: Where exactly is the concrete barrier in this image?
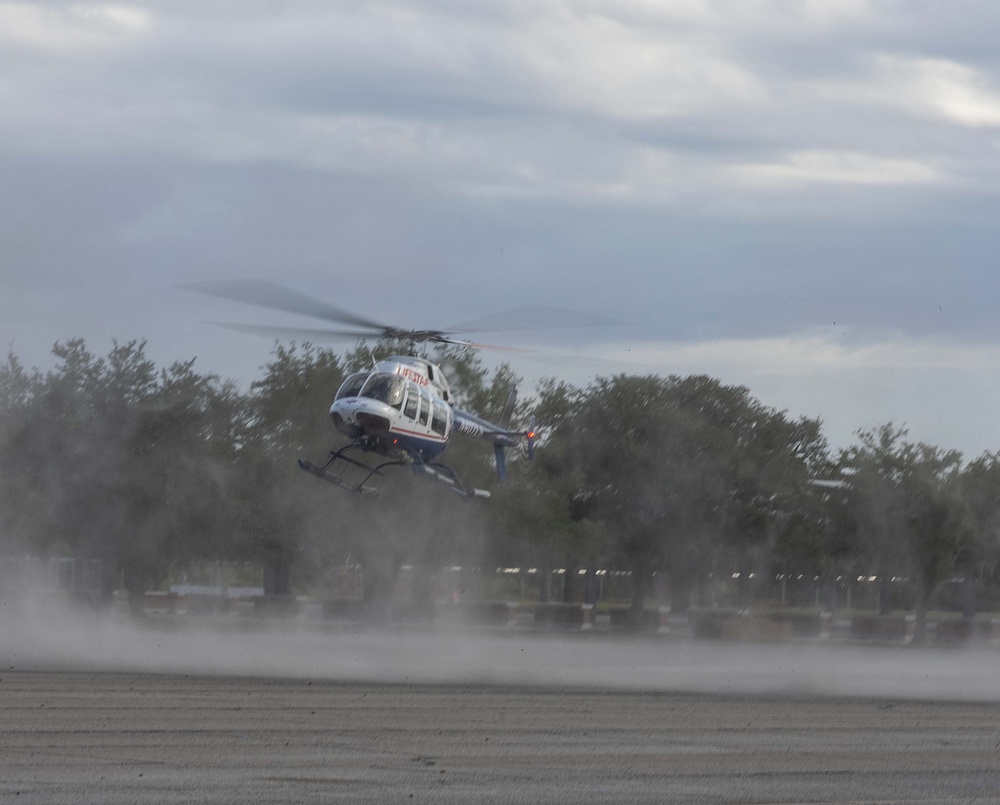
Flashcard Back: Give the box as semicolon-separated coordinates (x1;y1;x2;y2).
180;594;230;615
534;602;593;629
850;615;914;642
608;606;669;633
691;609;741;639
456;601;518;626
321;598;363;619
691;609;792;642
390;601;437;623
253;595;302;619
766;611;831;638
933;618;1000;644
142;591;177;613
718;617;793;643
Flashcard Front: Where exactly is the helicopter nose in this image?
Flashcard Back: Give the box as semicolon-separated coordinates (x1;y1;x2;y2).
355;411;391;435
331;411;362;440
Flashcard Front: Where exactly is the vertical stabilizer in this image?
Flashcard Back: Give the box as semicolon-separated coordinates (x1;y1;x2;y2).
494;444;508;482
499;388;517;429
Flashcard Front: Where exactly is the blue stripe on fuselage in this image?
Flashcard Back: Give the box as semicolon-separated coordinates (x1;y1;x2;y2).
392;430;447;462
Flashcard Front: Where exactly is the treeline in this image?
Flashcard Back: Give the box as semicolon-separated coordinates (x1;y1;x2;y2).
2;338;1000;635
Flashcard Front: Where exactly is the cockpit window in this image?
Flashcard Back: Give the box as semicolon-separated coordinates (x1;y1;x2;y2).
360;373;405;409
335;372;369;400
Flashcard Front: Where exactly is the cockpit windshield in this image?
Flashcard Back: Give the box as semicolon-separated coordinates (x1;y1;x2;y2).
335;372;369;401
359;373;405;409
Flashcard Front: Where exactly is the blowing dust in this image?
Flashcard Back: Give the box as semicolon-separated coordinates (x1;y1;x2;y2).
0;594;998;701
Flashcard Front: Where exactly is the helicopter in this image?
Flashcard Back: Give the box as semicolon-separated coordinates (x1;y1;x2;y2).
314;352;536;499
185;280;570;499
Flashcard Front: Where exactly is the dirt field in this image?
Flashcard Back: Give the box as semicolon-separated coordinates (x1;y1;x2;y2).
3;671;1000;804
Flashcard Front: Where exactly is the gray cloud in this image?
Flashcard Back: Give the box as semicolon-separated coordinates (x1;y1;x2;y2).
4;0;1000;452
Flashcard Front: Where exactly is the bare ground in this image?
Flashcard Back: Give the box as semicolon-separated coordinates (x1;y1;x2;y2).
3;671;1000;804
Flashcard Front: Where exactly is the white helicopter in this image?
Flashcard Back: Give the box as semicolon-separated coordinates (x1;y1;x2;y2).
187;280;566;499
316;352;535;499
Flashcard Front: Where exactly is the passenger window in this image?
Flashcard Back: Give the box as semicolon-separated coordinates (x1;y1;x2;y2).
418;391;430;425
431;401;449;436
403;387;418;420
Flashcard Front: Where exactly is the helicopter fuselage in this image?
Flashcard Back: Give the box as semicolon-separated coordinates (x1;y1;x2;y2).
330;356;454;463
316;353;533;497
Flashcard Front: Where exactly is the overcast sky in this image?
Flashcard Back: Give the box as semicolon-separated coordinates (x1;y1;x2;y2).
3;0;1000;457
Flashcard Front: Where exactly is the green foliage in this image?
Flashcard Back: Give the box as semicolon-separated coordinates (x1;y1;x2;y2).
0;340;248;598
566;373;829;612
839;424;975;633
959;451;1000;581
484;375;602;592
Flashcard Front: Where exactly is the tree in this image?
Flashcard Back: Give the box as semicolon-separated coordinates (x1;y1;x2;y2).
570;373;828;620
0;353;46;555
486;377;605;604
904;447;974;639
239;342;349;596
839;424;911;614
841;424;975;638
571;374;739;618
0;339;248;607
960;451;1000;612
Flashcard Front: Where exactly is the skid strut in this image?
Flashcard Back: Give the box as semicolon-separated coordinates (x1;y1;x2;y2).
298;447;403;497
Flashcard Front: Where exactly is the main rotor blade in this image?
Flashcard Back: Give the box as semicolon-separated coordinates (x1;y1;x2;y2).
212;324;538;354
184;279;388;331
446;304;625;334
432;335;535;353
187;282;622;353
210;322;380;342
511;350;645;369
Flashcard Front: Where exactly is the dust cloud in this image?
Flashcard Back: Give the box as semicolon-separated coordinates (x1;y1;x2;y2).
1;596;999;701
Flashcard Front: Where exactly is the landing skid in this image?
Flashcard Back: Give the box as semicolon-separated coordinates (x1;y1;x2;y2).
298;446;490;500
298;447;399;497
417;463;491;500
